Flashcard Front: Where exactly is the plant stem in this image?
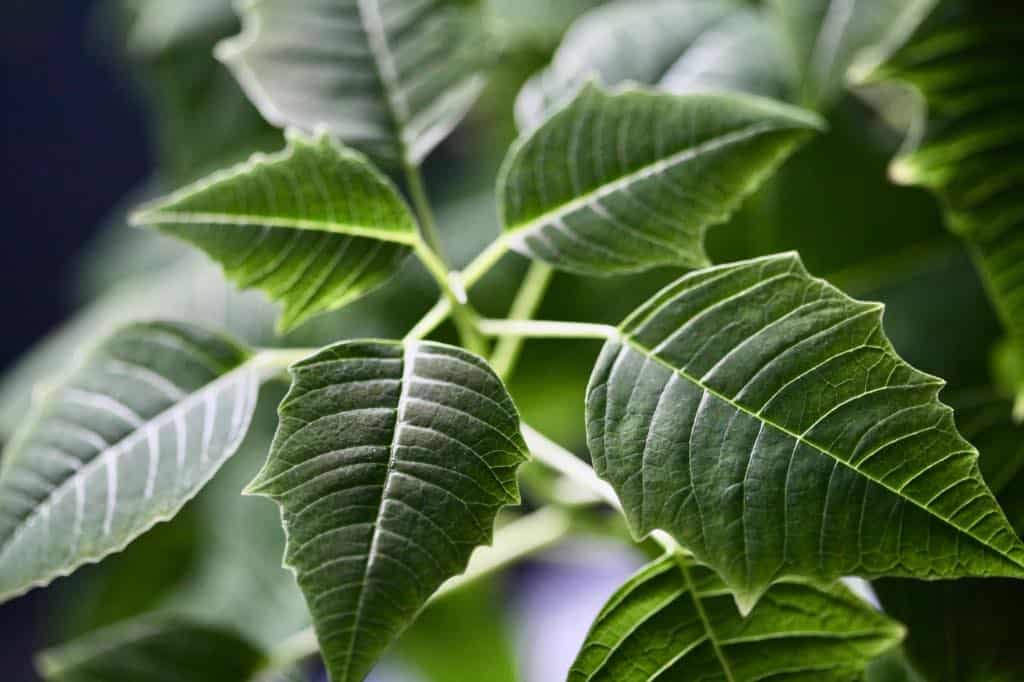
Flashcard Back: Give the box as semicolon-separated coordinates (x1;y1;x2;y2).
521;424;681;555
406;237;510;342
520;424;622;513
403;161;448;261
262;507;573;672
491;262;554;381
413;241;487;355
478;319;617;341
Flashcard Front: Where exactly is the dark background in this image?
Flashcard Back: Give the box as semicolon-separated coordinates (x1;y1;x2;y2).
1;2;150;678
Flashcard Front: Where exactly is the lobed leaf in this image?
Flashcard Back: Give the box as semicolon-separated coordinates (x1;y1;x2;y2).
516;0;793;130
570;553;903;682
873;3;1024;415
132;130;416;332
0;322;262;604
500;84;821;277
37;617;267;682
217;0;492;166
586;252;1024;610
248;340;529;682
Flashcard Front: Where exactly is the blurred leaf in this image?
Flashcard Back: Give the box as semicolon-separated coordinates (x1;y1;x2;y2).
516;0;793;129
770;0;938;109
500;84;821;276
107;0;281;184
396;580;519;682
133;130;417;332
485;0;606;50
0;256;278;441
158;383;309;649
248;340;528;681
37;617;267;682
865;650;925;682
218;0;493;167
588;252;1024;611
0;322;261;604
872;2;1024;404
570;553;903;681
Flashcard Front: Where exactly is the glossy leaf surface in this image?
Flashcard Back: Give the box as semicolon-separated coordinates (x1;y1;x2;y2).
133;131;416;332
249;340;529;681
0;322;261;603
570;553;903;681
587;252;1024;608
500;84;820;276
218;0;491;166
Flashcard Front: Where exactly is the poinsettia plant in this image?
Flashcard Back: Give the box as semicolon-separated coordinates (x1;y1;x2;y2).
2;1;1022;681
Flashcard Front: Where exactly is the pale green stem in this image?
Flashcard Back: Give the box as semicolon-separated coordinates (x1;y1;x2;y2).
521;424;680;555
412;241;487;355
478;319;617;341
491;262;555;381
262;506;573;672
403;161;448;261
405;237;511;342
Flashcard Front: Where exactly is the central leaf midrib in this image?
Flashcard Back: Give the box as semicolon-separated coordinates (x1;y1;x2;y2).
340;341;415;679
0;362;254;567
356;0;412;162
619;335;1024;570
506;121;787;238
145;211;418;245
678;558;737;682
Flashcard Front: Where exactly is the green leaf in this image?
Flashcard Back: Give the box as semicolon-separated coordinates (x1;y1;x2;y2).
586;252;1024;610
500;84;821;277
37;617;267;682
570;553;903;682
770;0;938;108
873;4;1024;416
217;0;492;166
248;340;529;682
0;322;263;603
873;388;1024;682
516;0;794;129
132;130;417;332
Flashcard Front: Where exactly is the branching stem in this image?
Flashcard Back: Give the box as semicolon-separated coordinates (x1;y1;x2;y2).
491;262;555;381
478;319;617;340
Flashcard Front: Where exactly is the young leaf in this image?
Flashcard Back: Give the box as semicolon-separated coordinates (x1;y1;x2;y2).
516;0;794;129
500;84;821;277
586;252;1024;610
0;322;262;604
248;340;529;682
873;4;1024;412
132;130;416;332
570;553;903;682
217;0;491;166
770;0;938;108
37;617;267;682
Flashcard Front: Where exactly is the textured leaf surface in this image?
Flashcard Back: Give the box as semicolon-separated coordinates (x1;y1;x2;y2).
875;4;1024;410
586;252;1024;607
570;553;903;682
771;0;938;108
874;390;1024;682
516;0;793;129
133;130;415;332
218;0;491;165
37;617;266;682
500;84;820;277
0;322;261;603
249;340;529;682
